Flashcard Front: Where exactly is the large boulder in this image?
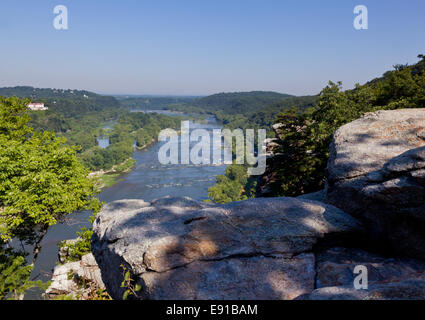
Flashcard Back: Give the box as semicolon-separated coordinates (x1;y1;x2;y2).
91;196;362;300
325;109;425;258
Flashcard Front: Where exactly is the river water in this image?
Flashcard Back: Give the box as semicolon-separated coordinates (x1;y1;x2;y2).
26;115;229;299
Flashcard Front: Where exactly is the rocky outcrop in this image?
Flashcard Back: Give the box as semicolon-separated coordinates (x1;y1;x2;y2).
91;196;362;300
46;253;106;299
325;109;425;258
90;108;425;300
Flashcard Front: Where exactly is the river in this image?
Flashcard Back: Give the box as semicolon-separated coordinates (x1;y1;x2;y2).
26;114;229;299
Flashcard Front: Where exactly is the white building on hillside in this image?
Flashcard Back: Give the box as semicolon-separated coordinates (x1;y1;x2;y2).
27;103;48;111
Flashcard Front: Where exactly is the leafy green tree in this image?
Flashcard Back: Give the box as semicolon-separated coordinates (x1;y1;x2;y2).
0;96;101;299
208;164;255;204
0;248;47;300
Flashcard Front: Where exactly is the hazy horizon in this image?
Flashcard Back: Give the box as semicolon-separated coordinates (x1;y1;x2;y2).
1;85;309;98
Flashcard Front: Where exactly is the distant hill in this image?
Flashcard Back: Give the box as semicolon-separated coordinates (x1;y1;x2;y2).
0;86;120;117
0;86;98;99
117;91;299;122
0;87;315;133
244;95;317;129
192;91;293;115
118;96;199;110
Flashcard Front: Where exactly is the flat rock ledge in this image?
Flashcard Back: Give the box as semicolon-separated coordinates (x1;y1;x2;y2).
91;196;362;300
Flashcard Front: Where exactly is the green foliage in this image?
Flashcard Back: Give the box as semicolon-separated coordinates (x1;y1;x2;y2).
58;227;93;263
0;128;102;242
0;96;32;139
139;91;316;135
119;92;291;119
118;96;198;110
0;86;120;118
268;55;425;197
67;270;112;300
114;158;136;172
79;112;181;171
120;264;142;300
0;248;48;300
192;91;292;115
203;94;316;204
208;164;256;204
0;95;101;299
213;95;316;133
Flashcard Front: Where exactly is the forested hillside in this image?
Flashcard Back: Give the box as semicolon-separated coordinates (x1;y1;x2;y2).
192;91;291;114
0;86;119;118
119;91;316;134
0;86;98;99
213;94;316;133
117;95;199;110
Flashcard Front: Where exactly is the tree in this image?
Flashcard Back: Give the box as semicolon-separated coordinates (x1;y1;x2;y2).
208;164;255;204
0;96;101;299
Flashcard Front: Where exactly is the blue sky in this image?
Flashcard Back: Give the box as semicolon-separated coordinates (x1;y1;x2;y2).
0;0;424;96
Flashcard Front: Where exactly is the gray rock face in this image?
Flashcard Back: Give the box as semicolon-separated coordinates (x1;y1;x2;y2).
326;109;425;258
327;109;425;182
298;190;326;202
46;253;106;299
142;253;315;300
296;247;425;300
315;247;425;289
91;196;362;300
303;279;425;300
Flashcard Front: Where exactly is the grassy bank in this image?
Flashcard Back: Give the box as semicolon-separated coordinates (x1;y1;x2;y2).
90;158;137;189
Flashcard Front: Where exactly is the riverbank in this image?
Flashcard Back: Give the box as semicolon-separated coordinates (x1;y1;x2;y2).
89;158;137;189
91;137;165;189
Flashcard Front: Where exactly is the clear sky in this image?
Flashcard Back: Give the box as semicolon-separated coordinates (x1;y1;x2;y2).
0;0;424;96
